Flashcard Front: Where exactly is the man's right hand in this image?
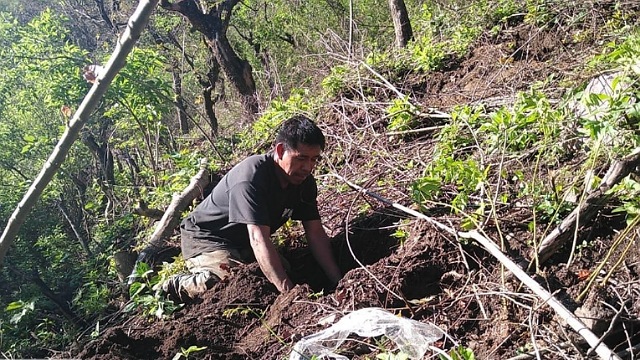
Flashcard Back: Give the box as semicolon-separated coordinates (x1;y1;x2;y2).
278;278;294;293
247;224;294;293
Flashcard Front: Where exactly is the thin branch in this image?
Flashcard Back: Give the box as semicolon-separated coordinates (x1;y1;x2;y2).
536;146;640;265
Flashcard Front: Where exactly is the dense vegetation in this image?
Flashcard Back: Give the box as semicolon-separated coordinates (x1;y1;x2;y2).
0;0;639;358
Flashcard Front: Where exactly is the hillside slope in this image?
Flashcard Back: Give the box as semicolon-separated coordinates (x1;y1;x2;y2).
77;7;640;360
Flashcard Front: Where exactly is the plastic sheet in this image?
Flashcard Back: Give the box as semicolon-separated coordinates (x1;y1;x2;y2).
290;307;443;360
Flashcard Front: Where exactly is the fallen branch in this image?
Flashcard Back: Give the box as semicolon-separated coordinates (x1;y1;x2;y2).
0;0;160;265
460;230;621;360
536;147;640;264
127;159;211;283
332;174;621;360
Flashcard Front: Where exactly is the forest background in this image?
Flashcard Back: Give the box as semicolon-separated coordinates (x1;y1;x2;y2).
0;0;639;358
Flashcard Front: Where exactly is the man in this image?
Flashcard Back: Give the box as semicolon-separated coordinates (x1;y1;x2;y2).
163;115;341;301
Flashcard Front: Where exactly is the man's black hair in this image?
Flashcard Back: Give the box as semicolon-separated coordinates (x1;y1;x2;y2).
275;115;325;151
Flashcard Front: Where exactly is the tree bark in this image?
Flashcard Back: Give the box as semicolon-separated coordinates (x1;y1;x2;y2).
128;159;211;283
0;0;159;266
82;132;115;186
535;147;640;264
81;132;117;218
172;68;190;134
199;55;221;135
159;0;258;118
113;250;137;282
388;0;413;48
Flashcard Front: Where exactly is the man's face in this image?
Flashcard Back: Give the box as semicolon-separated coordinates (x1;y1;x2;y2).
275;143;322;185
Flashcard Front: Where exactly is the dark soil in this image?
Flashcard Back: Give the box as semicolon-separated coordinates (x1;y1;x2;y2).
77;14;640;360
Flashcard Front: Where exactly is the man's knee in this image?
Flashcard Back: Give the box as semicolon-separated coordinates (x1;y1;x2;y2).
186;249;245;279
162;270;220;302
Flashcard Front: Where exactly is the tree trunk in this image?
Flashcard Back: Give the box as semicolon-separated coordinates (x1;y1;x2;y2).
128;159;211;283
206;33;258;116
199;54;221;135
388;0;413;48
535;147;640;264
172;69;190;134
81;132;117;218
113;250;137;282
159;0;258;119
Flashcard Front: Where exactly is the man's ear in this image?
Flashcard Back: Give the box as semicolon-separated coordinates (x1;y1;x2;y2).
275;143;285;160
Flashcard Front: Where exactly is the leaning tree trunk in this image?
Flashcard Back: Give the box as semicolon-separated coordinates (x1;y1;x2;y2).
535;147;640;265
388;0;413;48
128;159;211;283
0;0;158;266
206;33;258;116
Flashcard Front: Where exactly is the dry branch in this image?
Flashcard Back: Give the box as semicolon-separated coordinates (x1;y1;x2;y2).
335;175;622;360
460;230;621;360
536;147;640;264
127;159;210;283
0;0;160;265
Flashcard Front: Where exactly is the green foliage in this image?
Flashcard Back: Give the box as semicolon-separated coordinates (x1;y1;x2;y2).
172;345;208;360
144;151;212;211
611;177;640;224
524;0;557;26
590;29;640;69
411;106;489;213
386;96;419;132
5;300;35;325
124;262;182;320
366;0;521;74
72;281;110;317
440;345;476;360
222;306;254;318
236;89;314;153
470;88;563;154
91;214;136;244
321;65;350;97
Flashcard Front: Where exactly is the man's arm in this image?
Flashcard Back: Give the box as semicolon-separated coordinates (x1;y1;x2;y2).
303;219;342;286
247;224;294;293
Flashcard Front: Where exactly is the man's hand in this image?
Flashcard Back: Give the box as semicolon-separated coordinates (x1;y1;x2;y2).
303;220;342;287
247;224;294;293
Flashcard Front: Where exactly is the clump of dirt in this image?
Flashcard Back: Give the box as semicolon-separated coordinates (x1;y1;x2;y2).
78;15;640;360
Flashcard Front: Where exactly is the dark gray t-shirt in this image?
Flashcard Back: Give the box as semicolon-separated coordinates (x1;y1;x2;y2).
180;153;321;260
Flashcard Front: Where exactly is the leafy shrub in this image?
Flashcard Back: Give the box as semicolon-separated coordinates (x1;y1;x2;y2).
386;96;419;132
125;261;182;320
236;89;314;153
321;65;350;97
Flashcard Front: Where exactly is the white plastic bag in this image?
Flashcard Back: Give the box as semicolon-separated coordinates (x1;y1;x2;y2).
290;307;443;360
